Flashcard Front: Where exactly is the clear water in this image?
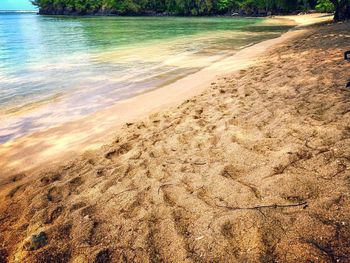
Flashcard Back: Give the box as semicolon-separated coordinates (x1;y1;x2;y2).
0;13;294;143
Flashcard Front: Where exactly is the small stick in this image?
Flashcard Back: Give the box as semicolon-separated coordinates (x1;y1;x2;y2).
216;201;308;211
192;161;206;165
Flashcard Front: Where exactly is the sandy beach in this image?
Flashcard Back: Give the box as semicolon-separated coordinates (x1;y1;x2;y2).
1;14;350;262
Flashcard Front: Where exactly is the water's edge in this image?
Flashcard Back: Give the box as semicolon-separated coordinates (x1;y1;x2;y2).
0;17;311;178
0;15;295;143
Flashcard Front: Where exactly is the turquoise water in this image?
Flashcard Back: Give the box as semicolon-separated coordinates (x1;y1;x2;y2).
0;13;294;143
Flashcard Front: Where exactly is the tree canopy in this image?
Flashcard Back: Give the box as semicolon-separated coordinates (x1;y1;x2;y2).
31;0;348;20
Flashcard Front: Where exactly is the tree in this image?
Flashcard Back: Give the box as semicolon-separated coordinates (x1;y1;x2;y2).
321;0;350;20
31;0;344;16
316;0;334;12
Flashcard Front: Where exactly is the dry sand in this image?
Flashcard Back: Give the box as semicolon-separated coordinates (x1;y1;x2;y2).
1;16;350;263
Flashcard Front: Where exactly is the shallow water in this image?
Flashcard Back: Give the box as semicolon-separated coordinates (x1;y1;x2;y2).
0;13;294;143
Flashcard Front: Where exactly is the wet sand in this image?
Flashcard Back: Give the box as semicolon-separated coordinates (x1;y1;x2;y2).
1;14;350;263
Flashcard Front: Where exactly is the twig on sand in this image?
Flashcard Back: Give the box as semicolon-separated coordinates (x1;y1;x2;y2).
216;201;308;211
160;124;174;132
192;161;206;165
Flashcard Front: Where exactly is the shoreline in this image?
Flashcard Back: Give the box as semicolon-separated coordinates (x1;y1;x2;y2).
31;9;331;18
0;14;331;179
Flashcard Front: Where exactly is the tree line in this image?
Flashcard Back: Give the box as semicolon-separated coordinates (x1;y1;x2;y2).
31;0;349;20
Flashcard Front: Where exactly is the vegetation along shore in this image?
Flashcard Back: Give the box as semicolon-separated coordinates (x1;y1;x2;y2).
31;0;349;19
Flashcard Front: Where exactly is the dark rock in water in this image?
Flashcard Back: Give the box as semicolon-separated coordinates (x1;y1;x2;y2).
24;232;48;251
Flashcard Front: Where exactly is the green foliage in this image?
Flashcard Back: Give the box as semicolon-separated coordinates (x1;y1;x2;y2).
315;0;334;12
32;0;322;15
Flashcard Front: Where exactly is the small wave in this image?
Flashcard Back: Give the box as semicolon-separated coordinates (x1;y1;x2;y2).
0;10;38;14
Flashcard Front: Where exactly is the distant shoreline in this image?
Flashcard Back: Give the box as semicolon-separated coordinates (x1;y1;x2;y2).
0;10;329;19
0;8;324;18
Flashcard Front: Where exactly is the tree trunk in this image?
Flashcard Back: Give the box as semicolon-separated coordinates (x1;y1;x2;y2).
334;1;340;20
332;0;350;21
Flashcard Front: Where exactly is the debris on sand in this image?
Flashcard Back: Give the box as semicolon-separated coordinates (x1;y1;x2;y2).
24;232;48;251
